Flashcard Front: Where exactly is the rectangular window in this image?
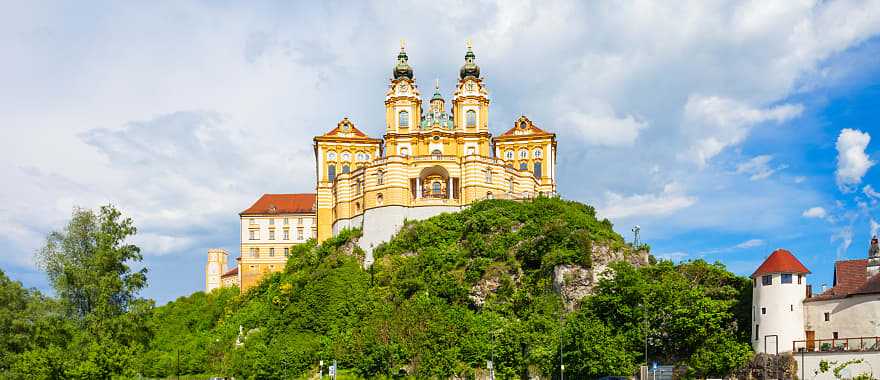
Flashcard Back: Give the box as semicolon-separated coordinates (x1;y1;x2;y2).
761;307;766;315
284;248;289;257
782;274;792;284
249;218;256;225
283;230;290;240
284;218;289;225
790;304;794;311
534;162;542;178
249;230;256;240
297;228;304;240
269;219;274;226
755;325;759;341
298;218;303;225
833;332;838;339
824;312;830;322
798;274;803;284
249;248;256;257
762;275;772;286
269;231;275;240
269;248;275;257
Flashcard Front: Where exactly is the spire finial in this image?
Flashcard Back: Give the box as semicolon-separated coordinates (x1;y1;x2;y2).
466;38;472;49
400;39;406;51
435;78;440;90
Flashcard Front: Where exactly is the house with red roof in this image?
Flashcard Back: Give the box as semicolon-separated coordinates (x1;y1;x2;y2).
751;237;880;357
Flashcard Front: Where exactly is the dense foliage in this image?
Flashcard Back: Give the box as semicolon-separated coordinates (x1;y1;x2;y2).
0;198;754;379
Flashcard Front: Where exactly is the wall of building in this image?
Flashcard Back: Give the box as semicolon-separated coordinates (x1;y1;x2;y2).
752;272;808;353
804;294;880;340
798;351;880;380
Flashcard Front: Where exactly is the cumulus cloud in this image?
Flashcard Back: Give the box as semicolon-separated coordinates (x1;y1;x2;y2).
802;206;828;219
598;182;696;219
681;96;803;167
871;219;880;237
560;109;648;147
736;155;787;181
835;128;874;192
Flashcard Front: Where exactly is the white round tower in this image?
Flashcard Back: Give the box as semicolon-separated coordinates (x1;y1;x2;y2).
751;248;810;354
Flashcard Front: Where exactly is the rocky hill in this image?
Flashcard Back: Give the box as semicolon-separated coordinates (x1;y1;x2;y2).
139;197;752;379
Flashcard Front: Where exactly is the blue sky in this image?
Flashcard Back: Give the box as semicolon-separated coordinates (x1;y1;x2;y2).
2;1;880;304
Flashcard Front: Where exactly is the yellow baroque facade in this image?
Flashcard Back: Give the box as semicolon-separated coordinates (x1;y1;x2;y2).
314;44;557;265
207;43;558;292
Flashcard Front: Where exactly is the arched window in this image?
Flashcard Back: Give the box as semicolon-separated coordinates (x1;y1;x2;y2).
519;149;528;159
485;169;492;183
400;147;409;156
399;110;409;127
466;110;477;127
432;149;442;157
467;147;475;155
342;165;350;174
341;152;351;161
432;181;441;194
486;191;493;199
327;151;337;160
376;170;384;185
533;148;542;158
520;162;528;171
505;150;514;160
520;121;528;129
508;179;514;192
355;202;361;212
534;162;542;178
328;164;336;181
377;193;384;205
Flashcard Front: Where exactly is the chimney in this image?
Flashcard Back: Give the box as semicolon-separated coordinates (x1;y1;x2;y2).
868;236;880;279
806;284;812;298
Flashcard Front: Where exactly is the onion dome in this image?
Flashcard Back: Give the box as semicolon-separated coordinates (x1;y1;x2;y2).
393;45;413;80
459;43;480;79
751;249;811;278
431;79;444;101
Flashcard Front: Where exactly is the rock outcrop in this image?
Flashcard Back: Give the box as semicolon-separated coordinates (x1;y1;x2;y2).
553;244;649;310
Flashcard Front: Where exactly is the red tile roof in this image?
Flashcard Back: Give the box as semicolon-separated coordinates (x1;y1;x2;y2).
221;267;238;277
807;259;880;301
240;193;316;215
751;249;811;278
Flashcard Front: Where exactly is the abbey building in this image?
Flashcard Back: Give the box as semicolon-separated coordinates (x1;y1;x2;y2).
207;43;557;293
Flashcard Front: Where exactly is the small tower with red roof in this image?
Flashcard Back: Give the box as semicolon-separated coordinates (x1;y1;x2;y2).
751;248;811;354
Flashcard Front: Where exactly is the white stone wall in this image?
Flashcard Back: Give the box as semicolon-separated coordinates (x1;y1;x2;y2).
333;204;461;267
798;351;880;380
753;273;808;353
804;294;880;340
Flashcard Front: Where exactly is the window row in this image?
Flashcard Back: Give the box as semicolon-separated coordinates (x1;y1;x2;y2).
248;227;316;240
249;217;312;226
504;148;543;160
397;110;479;128
248;247;290;257
756;273;803;286
326;152;371;162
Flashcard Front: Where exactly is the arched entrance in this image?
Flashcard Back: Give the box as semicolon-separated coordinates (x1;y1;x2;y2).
411;165;458;200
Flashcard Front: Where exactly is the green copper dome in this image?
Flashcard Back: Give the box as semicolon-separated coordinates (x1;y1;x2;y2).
393;47;413;80
459;45;480;79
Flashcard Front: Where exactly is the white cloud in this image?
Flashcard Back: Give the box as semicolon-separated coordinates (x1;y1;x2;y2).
681;96;803;167
735;239;765;249
560;108;648;147
598;182;696;219
831;226;854;260
871;219;880;238
736;155;787;181
656;251;688;262
863;185;880;202
835;128;875;192
802;206;828;219
794;176;807;184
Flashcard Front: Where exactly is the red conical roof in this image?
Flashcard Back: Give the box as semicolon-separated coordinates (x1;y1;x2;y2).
751;249;811;278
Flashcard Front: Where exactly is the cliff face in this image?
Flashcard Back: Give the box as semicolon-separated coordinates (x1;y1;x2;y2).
552;244;649;310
